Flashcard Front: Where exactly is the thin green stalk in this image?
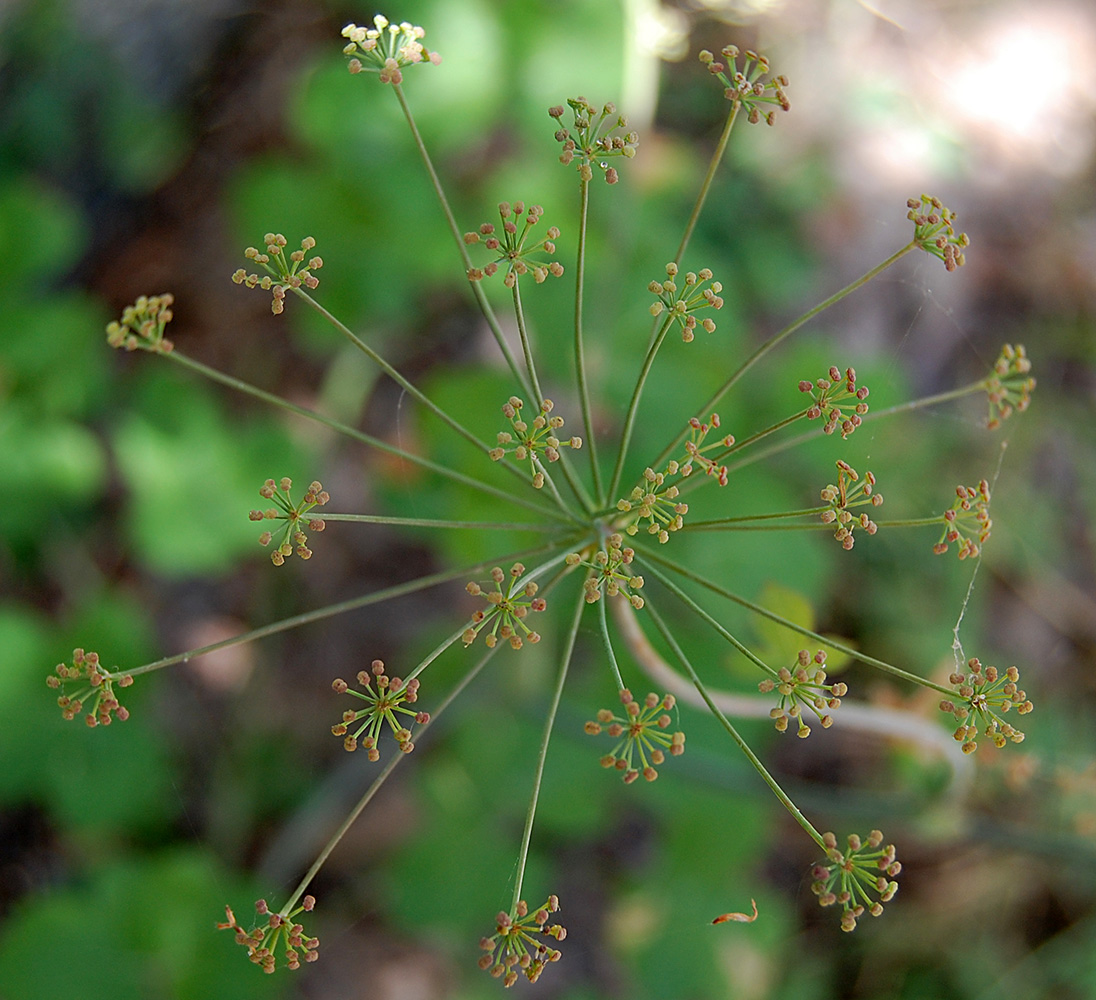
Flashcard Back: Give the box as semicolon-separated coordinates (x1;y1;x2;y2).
281;643;500;915
639;560;773;676
636;541;954;697
511;584;585;910
511;280;544;403
683;506;830;529
573;176;603;501
319;513;557;531
597;592;626;690
724;378;990;476
673;102;740;266
650;241;918;472
606;314;675;502
875;516;947;529
119;536;583;680
642;593;825;850
164;350;572;525
390;82;533;401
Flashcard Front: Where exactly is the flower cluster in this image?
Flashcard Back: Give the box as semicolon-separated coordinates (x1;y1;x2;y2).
464;202;564;286
758;650;848;737
249;478;329;565
648;263;724;342
478;896;566;988
341;15;441;83
985;343;1035;429
566;535;645;608
463;564;546;649
330;659;430;758
231;235;323;314
614;414;733;541
939;657;1033;753
106;293;175;354
932;479;990;559
820;460;882;550
908;195;968;271
585;689;685;783
699;46;790;124
549;97;638;183
811;831;900;932
799;366;870;438
489;397;581;489
217;896;319;973
47;648;133;726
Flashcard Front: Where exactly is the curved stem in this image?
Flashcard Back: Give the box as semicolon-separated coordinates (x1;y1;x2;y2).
641;593;826;850
510;584;585;910
606;314;675;502
610;595;972;797
390;83;533;400
119;536;582;680
635;541;954;697
164;350;571;524
650;241;918;472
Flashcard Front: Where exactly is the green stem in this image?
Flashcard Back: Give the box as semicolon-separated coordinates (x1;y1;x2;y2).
875;516;947;529
280;643;500;915
650;241;918;472
319;513;557;531
639;560;774;677
119;537;581;680
510;584;584;911
573;177;603;502
725;378;990;476
683;506;830;529
164;350;571;524
597;591;626;690
673;102;740;266
390;82;533;400
606;314;675;502
642;593;825;850
511;280;544;404
636;542;954;697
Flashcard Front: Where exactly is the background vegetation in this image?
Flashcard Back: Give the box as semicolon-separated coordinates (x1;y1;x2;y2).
1;0;1094;997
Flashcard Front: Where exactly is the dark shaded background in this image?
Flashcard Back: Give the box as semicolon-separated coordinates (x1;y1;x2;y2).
1;0;1095;998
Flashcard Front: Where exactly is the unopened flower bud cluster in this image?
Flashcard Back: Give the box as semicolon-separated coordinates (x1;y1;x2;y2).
465;202;564;286
478;896;566;988
330;658;430;758
566;535;645;609
939;657;1033;753
217;896;319;973
549;97;638;184
811;830;900;932
799;366;869;438
758;649;848;738
984;343;1035;429
231;235;323;314
820;460;882;550
463;563;546;649
908;195;968;271
648;263;724;342
585;689;685;783
699;45;790;124
249;477;329;565
489;397;581;489
341;15;441;83
47;648;133;726
932;479;990;559
106;293;176;354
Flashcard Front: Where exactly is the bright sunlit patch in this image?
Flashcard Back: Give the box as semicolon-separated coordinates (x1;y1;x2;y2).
947;7;1096;174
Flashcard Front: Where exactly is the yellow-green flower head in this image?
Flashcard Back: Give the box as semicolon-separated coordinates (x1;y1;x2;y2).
341;16;441;83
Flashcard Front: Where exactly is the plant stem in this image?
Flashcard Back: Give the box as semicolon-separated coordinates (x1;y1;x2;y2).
319;513;557;531
165;350;572;524
674;102;740;266
511;280;544;404
573;176;603;502
639;560;774;676
510;585;584;911
390;83;533;401
597;592;626;690
119;536;584;680
650;241;918;472
606;314;675;502
636;542;954;697
642;594;826;850
724;378;991;476
280;643;500;915
682;507;830;529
